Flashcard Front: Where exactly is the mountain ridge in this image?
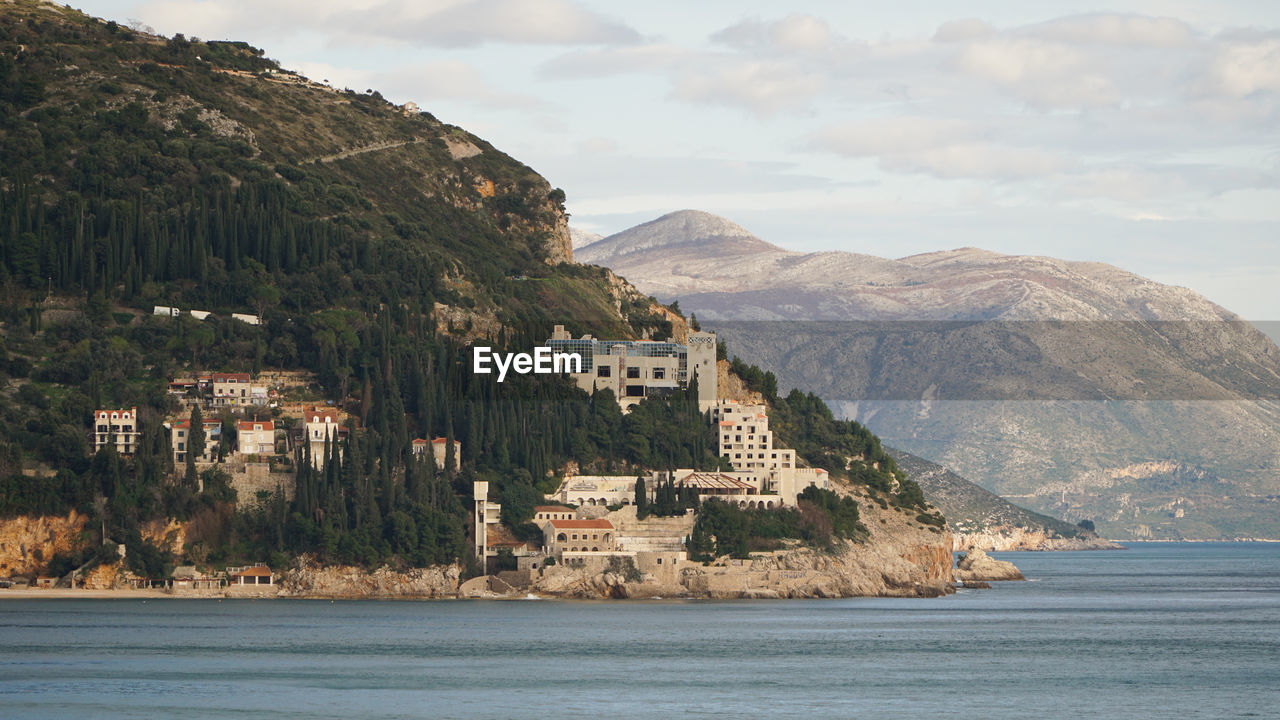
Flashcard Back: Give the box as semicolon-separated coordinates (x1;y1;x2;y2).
580;209;1280;540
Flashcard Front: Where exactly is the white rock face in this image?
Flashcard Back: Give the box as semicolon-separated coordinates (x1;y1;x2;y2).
569;227;603;249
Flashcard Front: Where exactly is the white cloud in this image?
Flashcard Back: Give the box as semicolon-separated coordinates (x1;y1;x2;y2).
292;59;545;110
712;14;835;53
673;59;825;115
136;0;639;47
811;118;1069;180
1205;36;1280;97
1019;14;1194;47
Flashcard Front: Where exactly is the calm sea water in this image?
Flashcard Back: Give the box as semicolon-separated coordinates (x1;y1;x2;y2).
2;542;1278;719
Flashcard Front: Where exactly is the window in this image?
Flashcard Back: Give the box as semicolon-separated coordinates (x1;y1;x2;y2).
597;366;612;377
626;367;641;379
653;368;665;380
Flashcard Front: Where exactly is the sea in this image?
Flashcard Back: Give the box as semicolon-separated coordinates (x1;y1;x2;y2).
2;542;1278;719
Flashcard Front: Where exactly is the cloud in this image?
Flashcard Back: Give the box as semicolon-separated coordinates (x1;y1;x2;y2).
673;59;826;115
291;59;545;110
1204;35;1280;97
1019;14;1194;47
712;14;835;53
136;0;639;47
810;117;1069;180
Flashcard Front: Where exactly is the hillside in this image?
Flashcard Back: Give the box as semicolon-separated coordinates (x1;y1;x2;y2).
885;447;1116;550
580;210;1280;540
0;2;950;591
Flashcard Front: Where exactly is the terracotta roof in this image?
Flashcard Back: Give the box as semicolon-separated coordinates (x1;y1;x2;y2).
237;421;275;431
718;420;734;426
547;519;614;530
212;372;251;382
411;438;429;445
230;565;272;577
431;437;459;445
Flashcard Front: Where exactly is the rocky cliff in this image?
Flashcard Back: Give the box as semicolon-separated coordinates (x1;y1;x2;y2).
528;484;955;600
0;512;87;578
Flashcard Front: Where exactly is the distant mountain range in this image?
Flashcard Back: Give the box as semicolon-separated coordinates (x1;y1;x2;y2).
578;211;1280;540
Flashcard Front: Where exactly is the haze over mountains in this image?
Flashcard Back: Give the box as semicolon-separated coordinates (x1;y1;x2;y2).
578;211;1280;540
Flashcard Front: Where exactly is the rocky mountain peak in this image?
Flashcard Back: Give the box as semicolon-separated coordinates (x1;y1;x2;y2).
577;209;783;263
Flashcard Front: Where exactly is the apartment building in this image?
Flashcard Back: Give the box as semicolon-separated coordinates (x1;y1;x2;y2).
546;325;718;411
92;408;141;456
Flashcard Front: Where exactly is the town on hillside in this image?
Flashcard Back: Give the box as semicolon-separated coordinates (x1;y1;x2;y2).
69;326;836;593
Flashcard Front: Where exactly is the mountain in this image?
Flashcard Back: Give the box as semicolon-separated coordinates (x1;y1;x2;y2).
577;210;782;264
582;211;1280;540
885;447;1117;551
569;227;603;249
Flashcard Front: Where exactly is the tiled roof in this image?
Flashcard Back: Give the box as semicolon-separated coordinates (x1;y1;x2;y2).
547;519;614;530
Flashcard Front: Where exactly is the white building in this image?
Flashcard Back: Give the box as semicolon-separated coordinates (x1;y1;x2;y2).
93;408;140;456
411;437;462;471
714;400;829;502
546;326;718;412
304;407;343;467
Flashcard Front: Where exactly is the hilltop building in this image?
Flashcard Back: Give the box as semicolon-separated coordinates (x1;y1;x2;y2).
304;407;344;468
237;420;276;456
211;372;267;408
412;437;462;471
167;418;222;464
546;325;718;411
546;401;829;509
714;400;829;501
92;408;140;456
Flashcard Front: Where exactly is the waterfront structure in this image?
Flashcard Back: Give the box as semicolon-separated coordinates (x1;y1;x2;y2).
92;407;140;456
546;325;718;411
228;565;274;585
541;518;616;556
237;420;276;456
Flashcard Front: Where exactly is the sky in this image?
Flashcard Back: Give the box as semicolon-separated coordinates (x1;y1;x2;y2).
74;0;1280;319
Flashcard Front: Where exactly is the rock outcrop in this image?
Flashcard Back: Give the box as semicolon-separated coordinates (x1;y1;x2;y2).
0;512;87;578
278;560;461;598
952;528;1120;552
953;548;1024;582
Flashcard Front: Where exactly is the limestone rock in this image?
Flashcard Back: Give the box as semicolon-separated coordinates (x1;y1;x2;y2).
954;548;1025;582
